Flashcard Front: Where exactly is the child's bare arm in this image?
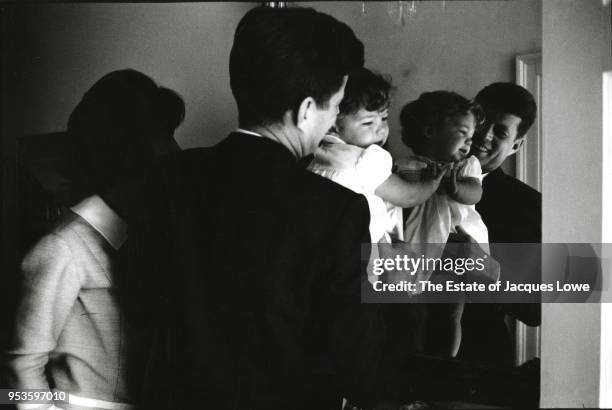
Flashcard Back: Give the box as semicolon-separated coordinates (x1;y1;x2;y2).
446;168;482;205
374;171;446;208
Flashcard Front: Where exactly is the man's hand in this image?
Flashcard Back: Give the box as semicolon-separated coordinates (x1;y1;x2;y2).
447;226;500;284
447;225;473;244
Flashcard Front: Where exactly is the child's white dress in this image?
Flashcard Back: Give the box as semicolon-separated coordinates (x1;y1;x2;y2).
308;134;403;243
403;154;489;251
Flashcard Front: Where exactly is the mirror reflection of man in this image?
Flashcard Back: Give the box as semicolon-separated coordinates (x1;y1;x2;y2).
103;12;542;407
461;82;541;365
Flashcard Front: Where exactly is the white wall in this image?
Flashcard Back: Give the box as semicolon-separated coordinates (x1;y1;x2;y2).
541;0;612;407
0;0;543;374
1;3;256;149
1;1;541;159
299;1;542;162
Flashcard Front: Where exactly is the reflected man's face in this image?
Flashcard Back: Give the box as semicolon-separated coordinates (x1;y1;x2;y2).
470;111;523;173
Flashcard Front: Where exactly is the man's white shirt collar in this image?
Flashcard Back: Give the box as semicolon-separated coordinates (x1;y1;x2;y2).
236;128;263;138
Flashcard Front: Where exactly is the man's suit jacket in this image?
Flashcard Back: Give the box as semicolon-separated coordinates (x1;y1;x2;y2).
477;167;541;244
106;135;539;408
459;167;542;365
110;133;394;410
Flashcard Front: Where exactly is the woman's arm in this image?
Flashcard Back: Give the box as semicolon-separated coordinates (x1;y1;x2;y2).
6;234;80;392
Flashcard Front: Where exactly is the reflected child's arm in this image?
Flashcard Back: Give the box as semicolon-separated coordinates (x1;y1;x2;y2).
374;170;446;208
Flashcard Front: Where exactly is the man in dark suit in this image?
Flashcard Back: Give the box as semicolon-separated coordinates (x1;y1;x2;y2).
107;11;539;410
460;82;541;365
108;7;381;410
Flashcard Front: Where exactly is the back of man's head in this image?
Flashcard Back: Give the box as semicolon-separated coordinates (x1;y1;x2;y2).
229;6;364;128
475;82;536;139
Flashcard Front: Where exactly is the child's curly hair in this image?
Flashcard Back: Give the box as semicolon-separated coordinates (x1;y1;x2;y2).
338;68;393;116
400;91;483;156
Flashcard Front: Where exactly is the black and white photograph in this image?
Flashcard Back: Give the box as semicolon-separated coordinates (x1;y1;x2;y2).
1;1;611;409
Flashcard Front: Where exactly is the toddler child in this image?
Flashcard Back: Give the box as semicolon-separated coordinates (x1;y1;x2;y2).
308;67;453;410
308;68;445;248
399;91;496;358
400;90;489;250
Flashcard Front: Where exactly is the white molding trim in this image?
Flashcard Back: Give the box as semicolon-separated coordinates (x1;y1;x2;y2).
600;70;612;408
601;305;612;407
515;52;542;365
515;52;543;191
515;320;527;365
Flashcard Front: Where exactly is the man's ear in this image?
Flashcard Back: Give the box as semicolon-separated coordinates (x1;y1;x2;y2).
296;96;316;129
511;137;525;154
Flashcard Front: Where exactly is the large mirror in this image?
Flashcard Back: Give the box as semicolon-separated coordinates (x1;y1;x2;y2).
1;1;610;407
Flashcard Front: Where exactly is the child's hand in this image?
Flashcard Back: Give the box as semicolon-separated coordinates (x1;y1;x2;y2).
431;163;450;189
446;165;459;195
394;157;429;182
435;162;453;177
395;156;451;183
435;163;454;194
382;159;450;208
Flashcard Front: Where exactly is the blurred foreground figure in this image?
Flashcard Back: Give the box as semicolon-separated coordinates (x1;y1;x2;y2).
6;69;184;410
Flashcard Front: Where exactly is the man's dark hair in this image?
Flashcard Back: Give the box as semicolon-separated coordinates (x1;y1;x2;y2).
229;6;364;127
67;69;185;198
400;90;483;156
475;82;537;139
338;68;392;116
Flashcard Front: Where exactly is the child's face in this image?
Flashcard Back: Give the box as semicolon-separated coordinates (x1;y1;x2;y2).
428;113;476;162
335;107;389;148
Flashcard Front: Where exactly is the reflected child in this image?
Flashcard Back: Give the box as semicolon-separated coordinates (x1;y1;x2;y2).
399;91;493;357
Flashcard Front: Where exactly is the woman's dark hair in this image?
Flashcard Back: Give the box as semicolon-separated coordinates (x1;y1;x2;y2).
66;69;185;198
156;86;186;136
230;6;364;127
400;91;483;155
338;68;393;116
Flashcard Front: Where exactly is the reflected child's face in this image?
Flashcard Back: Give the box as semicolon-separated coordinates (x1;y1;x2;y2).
427;113;476;162
335;107;389;148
